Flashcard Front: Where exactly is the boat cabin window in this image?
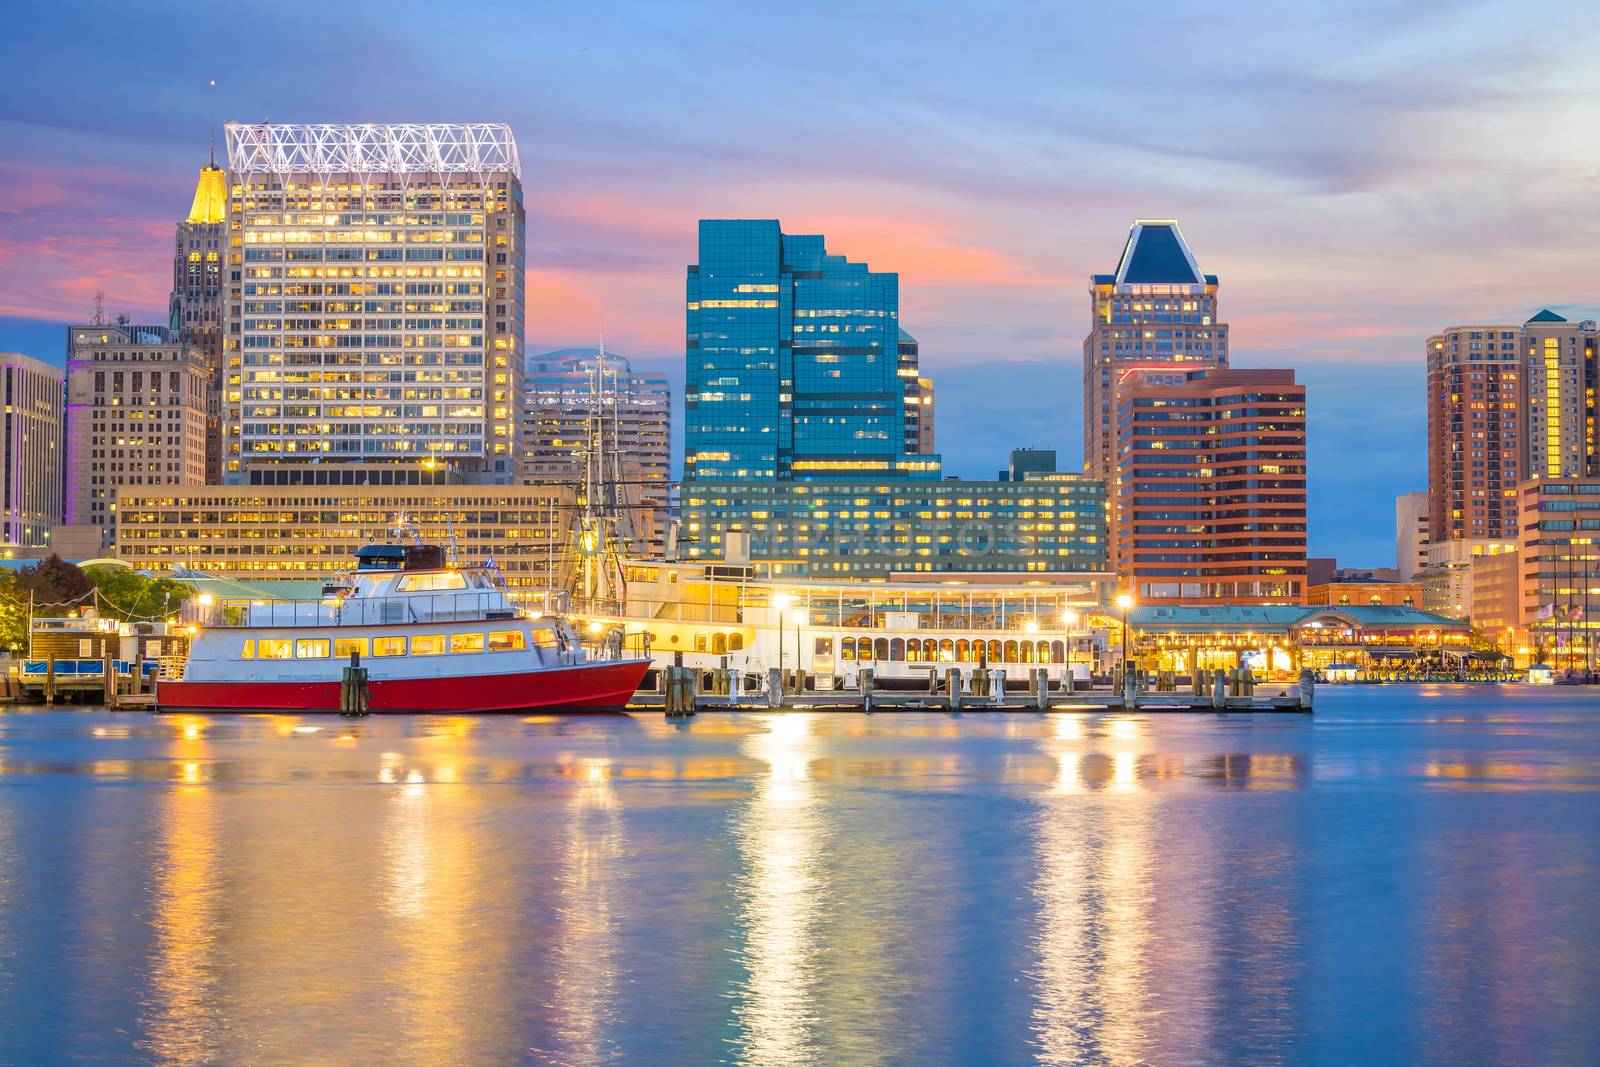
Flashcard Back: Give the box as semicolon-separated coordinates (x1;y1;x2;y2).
397;572;468;593
296;639;330;659
814;637;832;656
530;627;560;649
257;639;292;660
334;638;367;660
488;630;526;652
241;640;254;659
730;633;745;651
450;632;485;654
411;635;447;656
373;636;406;657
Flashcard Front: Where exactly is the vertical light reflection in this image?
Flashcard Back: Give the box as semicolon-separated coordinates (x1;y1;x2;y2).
542;756;624;1062
732;714;824;1066
1030;717;1161;1066
378;755;497;1058
142;726;221;1064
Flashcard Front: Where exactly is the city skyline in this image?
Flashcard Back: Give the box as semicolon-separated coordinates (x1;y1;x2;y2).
3;2;1600;565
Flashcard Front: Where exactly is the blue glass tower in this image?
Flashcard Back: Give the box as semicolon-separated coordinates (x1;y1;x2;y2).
685;220;940;481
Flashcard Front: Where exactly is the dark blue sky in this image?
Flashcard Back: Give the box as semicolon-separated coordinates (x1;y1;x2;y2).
2;0;1597;566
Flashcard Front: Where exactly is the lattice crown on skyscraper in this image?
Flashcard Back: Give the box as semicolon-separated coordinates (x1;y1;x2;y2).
224;122;521;179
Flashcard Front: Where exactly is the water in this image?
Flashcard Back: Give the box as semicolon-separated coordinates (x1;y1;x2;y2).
0;687;1596;1066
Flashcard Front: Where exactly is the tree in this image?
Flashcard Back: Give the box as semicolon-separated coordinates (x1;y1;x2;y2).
83;565;193;622
13;555;93;615
0;572;27;654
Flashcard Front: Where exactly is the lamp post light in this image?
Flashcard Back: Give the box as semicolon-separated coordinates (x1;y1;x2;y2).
1116;593;1134;673
790;609;805;679
1061;608;1079;680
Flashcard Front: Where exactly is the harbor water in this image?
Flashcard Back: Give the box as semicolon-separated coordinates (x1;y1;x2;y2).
0;686;1596;1065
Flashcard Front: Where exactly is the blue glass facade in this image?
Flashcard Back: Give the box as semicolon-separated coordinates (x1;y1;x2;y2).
685;220;940;481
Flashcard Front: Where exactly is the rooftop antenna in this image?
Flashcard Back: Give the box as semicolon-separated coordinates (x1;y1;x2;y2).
207;79;217;167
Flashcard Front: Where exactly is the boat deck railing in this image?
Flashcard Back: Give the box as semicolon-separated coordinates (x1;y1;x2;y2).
189;593;526;629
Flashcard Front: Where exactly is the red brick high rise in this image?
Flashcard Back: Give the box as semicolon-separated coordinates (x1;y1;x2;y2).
1425;326;1523;544
1116;368;1307;603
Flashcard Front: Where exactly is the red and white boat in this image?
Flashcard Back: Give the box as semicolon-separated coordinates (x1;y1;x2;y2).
156;543;650;713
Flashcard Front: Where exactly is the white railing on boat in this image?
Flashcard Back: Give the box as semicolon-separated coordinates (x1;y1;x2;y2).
186;593;524;629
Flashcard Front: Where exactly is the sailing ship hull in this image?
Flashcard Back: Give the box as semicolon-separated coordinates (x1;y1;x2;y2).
156;659;651;714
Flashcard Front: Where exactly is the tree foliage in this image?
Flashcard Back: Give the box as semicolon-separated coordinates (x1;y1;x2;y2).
83;565;193;622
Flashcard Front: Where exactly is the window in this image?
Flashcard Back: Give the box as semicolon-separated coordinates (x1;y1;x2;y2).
333;637;368;660
530;628;560;649
487;630;526;651
397;572;467;592
241;640;255;659
450;632;485;654
296;639;330;659
411;635;447;656
373;636;406;657
258;639;292;660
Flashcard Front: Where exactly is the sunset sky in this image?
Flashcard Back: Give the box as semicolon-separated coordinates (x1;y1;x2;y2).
3;1;1598;563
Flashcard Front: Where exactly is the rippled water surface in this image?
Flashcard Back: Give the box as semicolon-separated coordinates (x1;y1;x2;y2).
0;686;1597;1065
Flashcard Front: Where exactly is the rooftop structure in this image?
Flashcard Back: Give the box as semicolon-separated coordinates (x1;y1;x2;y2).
224;122;521;179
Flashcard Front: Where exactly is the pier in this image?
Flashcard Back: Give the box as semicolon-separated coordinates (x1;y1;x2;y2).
642;665;1315;714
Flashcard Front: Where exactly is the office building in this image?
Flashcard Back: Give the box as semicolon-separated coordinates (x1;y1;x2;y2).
898;330;935;455
0;353;64;551
115;484;573;599
171;148;227;482
1307;577;1421;608
222;122;525;485
1001;448;1056;481
684;219;940;483
1419;537;1515;619
680;474;1108;578
1083;220;1227;558
1395;491;1430;578
1516;477;1598;669
1116;367;1307;603
64;324;209;544
1520;311;1598;480
520;348;671;554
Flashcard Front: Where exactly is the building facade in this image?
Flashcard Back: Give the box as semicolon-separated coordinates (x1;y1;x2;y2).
115;484;574;600
172;152;227;483
1083;220;1227;559
1516;477;1598;670
0;353;63;551
1425;324;1523;544
679;475;1108;578
1307;578;1421;608
1395;490;1430;578
1520;311;1598;481
684;220;939;483
222;122;525;485
519;348;671;555
1419;537;1515;619
1116;367;1307;603
64;324;209;543
897;330;936;456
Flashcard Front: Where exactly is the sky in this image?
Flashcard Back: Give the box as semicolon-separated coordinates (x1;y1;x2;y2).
2;0;1598;566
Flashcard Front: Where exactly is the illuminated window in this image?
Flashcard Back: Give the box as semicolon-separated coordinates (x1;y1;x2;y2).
257;639;292;660
450;632;486;654
296;639;330;659
411;635;447;656
487;630;526;651
240;640;255;659
397;572;467;592
373;636;407;657
333;637;368;660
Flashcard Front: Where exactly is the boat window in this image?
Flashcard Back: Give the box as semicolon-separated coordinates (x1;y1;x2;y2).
296;639;330;659
450;632;486;654
712;632;727;655
840;637;856;661
813;637;832;656
694;633;708;652
373;636;406;657
730;633;745;651
890;638;905;661
488;630;526;652
333;637;368;660
530;628;560;649
241;640;255;659
258;639;292;660
397;572;468;592
411;635;447;656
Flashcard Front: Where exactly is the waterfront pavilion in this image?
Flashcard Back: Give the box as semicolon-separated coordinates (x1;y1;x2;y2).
1128;604;1472;678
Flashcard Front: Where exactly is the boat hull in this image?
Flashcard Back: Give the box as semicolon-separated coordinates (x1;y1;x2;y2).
156;660;651;714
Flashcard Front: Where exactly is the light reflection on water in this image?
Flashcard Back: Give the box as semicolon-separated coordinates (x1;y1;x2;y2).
0;687;1596;1064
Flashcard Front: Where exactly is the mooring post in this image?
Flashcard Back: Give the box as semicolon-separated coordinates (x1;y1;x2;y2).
1298;667;1315;710
860;668;874;713
767;667;783;708
1122;662;1138;709
945;667;962;710
45;656;55;706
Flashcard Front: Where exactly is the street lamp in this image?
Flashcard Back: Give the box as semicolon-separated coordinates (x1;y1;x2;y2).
1116;593;1134;673
1061;608;1079;679
790;609;805;676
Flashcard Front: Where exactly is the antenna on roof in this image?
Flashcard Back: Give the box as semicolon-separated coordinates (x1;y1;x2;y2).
207;78;217;167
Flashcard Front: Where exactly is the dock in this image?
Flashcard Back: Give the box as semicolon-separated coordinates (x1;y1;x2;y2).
641;665;1315;715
